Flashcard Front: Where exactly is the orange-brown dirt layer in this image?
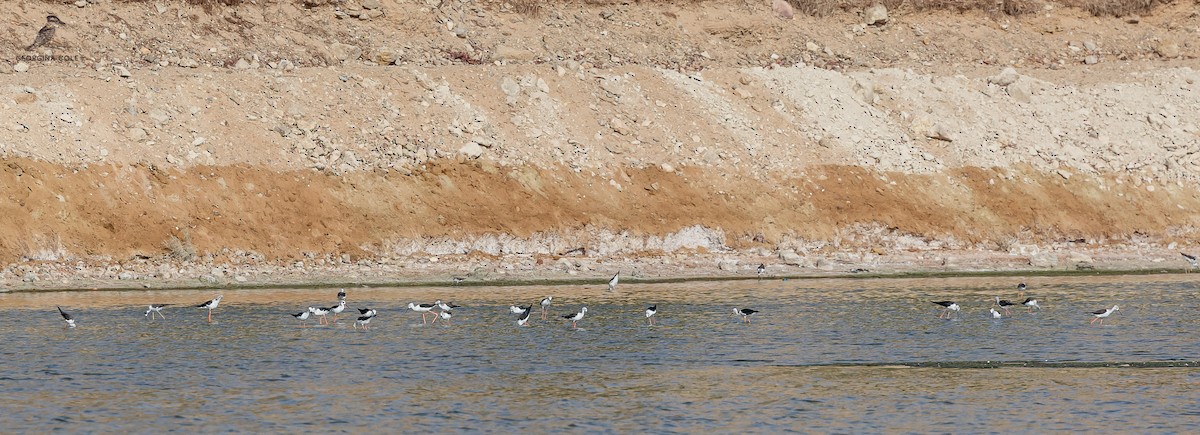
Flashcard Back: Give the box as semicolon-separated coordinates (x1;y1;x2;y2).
4;157;1200;290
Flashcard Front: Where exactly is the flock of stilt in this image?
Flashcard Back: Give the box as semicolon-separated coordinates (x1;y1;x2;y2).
50;260;1153;329
931;282;1121;325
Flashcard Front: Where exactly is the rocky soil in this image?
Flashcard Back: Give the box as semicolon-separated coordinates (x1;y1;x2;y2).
1;0;1199;290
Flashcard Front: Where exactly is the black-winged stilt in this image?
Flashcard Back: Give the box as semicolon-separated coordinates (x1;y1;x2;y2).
1023;297;1041;311
337;288;347;301
197;295;223;322
145;304;171;320
433;310;452;325
452;276;466;285
931;301;960;319
510;304;531;314
309;306;330;325
607;272;620;292
354;315;373;330
995;297;1017;315
540;296;552;320
1182;252;1198;273
517;306;532;326
408;302;435;324
563;307;587;328
1090;305;1119;325
989;308;1002;319
1016;282;1027;298
734;308;758;323
328;300;346;323
435;300;460;311
645;305;657;325
358;307;377;318
57;306;76;327
291;310;311;326
756;264;766;278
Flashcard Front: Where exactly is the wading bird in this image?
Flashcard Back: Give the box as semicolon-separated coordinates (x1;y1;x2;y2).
58;306;76;328
145;304;171;320
563;307;588;328
197;295;223;323
931;301;960;319
645;305;658;326
1090;305;1119;325
734;308;758;323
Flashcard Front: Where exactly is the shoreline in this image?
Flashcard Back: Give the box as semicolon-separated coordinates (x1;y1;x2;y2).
3;247;1193;293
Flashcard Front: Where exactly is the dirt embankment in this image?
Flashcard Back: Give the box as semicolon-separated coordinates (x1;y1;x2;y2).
1;1;1199;289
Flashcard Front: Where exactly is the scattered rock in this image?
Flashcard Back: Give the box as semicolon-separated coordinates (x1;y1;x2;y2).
717;259;739;271
459;142;484;158
987;67;1020;87
1084;55;1099;65
329;42;362;62
778;249;803;266
14;62;29;73
178;58;199;68
927;124;956;142
495;45;536;62
1155;40;1181;59
1029;252;1059;268
114;65;132;77
1083;40;1098;52
772;0;794;19
233;58;252;69
864;3;888;26
361;0;382;9
500;77;521;97
805;41;821;52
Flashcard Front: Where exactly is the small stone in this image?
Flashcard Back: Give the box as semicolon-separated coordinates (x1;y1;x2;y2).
772;0;794;19
778;249;803;266
178;58;199;68
1083;40;1098;51
717;259;739;271
1057;169;1072;179
987;67;1020;87
500;77;521;96
114;65;132;77
805;41;821;52
1155;40;1181;58
361;0;382;9
75;0;87;7
233;58;251;69
660;163;675;173
14;62;29;73
329;42;362;62
864;3;888;26
1029;252;1059;268
610;118;631;135
1084;55;1099;65
459;142;484;158
927;124;956;142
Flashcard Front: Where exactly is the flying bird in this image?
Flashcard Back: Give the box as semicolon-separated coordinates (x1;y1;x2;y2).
57;306;76;327
27;15;66;51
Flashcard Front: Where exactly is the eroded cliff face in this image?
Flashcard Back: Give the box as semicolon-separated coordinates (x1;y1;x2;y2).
1;1;1199;285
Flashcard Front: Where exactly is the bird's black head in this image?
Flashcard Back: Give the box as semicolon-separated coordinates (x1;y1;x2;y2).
47;15;65;25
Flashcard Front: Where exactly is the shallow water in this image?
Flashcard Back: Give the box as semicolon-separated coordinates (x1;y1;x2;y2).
2;275;1198;432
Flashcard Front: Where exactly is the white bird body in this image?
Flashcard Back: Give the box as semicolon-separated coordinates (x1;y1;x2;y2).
517;306;532;326
607;272;619;291
990;308;1002;319
197;295;223;322
58;306;75;327
1090;305;1119;325
145;304;171;319
563;307;588;328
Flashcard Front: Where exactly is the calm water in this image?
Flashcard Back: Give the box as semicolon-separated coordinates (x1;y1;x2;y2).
2;275;1199;432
